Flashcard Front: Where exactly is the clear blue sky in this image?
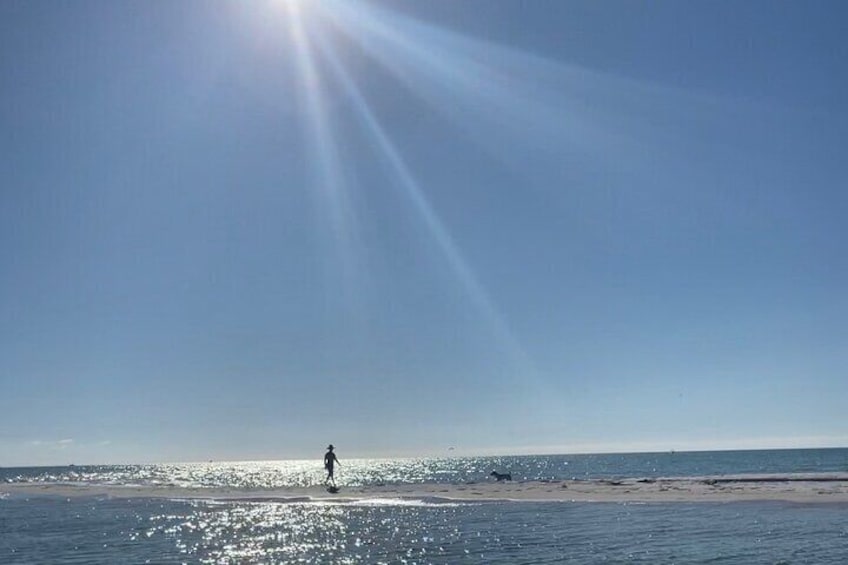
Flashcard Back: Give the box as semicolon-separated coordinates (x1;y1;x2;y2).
2;0;846;466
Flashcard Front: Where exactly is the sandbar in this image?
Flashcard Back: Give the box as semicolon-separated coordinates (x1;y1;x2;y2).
3;474;848;504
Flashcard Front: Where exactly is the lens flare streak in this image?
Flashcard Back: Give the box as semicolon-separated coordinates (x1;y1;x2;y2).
312;33;530;370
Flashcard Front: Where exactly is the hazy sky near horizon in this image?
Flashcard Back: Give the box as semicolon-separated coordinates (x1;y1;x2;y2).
2;0;847;466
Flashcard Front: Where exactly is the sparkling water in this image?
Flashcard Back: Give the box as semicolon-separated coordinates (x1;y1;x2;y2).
3;448;847;489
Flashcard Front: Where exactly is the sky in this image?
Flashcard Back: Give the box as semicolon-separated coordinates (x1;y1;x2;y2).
1;0;846;466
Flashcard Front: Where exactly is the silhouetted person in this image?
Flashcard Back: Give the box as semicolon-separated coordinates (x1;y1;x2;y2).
324;444;340;485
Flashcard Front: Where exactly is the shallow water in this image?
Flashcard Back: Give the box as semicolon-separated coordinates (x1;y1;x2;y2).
3;496;848;564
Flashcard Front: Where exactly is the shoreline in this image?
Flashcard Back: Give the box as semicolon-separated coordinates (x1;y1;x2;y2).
4;474;848;504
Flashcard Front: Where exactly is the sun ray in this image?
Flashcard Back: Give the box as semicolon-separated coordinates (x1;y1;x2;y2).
283;1;365;312
310;31;531;374
315;0;680;186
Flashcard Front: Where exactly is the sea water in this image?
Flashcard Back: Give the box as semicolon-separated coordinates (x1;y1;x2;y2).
3;448;848;563
4;448;847;488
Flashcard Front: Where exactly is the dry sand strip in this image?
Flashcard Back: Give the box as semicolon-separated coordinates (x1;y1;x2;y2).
3;475;848;504
348;475;848;503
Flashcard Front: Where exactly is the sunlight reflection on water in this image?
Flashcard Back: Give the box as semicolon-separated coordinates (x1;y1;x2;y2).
3;457;502;489
136;498;848;564
152;499;470;564
5;449;848;490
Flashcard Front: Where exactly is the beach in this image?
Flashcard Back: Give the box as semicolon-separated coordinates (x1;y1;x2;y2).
6;473;848;504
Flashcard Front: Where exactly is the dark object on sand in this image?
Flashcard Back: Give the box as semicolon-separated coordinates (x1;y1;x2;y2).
326;485;340;494
491;471;512;481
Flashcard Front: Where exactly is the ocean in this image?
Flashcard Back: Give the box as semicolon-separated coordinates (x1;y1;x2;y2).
2;448;848;563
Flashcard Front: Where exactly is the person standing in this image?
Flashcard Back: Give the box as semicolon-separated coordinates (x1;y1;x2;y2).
324;444;340;485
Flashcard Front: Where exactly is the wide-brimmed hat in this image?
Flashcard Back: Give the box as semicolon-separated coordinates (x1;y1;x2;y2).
327;444;334;450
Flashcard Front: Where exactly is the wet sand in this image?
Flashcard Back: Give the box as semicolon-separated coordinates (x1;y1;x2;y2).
4;474;848;504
